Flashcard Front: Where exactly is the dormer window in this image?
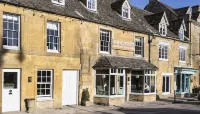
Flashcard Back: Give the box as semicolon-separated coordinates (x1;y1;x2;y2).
87;0;97;11
179;29;184;40
122;0;131;19
159;23;167;36
52;0;65;5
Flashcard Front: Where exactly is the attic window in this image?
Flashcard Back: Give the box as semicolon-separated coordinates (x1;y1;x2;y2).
87;0;97;11
159;23;167;36
122;1;131;19
179;29;184;41
52;0;65;5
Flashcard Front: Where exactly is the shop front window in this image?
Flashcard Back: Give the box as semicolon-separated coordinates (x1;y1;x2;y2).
176;74;190;93
95;69;125;96
131;70;156;94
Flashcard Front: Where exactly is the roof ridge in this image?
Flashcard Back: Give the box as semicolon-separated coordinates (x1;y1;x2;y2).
157;1;178;16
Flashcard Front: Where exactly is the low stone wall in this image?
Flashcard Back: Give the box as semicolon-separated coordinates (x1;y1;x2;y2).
93;97;125;106
129;94;156;102
36;100;54;109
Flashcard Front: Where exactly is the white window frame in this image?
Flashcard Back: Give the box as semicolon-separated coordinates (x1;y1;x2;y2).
87;0;97;11
179;29;185;41
99;29;111;54
135;36;144;57
3;13;20;50
179;46;186;63
159;42;169;61
130;70;156;95
121;0;131;19
159;23;167;36
47;21;60;53
52;0;65;6
94;69;126;98
37;70;53;100
162;75;171;95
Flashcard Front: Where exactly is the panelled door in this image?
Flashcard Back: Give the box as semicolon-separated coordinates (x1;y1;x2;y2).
2;69;20;113
62;70;78;106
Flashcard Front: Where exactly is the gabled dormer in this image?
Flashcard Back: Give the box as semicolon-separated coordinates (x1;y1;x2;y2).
52;0;65;6
80;0;97;12
178;20;186;40
159;12;169;36
111;0;131;20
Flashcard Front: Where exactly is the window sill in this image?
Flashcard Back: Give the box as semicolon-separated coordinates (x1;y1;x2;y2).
135;54;143;58
3;46;20;50
130;93;156;96
47;50;60;53
162;92;170;95
179;61;186;63
94;95;125;98
99;51;110;55
122;17;131;21
159;59;168;61
37;97;54;102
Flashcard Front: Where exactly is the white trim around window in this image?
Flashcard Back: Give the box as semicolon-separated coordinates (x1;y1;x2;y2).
159;43;169;61
87;0;97;12
47;21;60;53
179;47;186;63
121;0;131;20
51;0;65;6
162;74;171;95
37;70;53;100
3;13;20;50
99;29;111;54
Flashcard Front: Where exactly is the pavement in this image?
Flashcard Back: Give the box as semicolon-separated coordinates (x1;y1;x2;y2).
3;101;200;114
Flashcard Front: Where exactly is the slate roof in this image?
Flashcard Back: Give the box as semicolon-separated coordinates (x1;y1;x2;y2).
93;56;158;70
0;0;180;38
174;7;190;17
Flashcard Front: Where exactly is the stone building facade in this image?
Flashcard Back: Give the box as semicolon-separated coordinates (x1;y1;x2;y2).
0;0;199;113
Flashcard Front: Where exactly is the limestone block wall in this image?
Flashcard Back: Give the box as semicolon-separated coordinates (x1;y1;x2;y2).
0;4;81;112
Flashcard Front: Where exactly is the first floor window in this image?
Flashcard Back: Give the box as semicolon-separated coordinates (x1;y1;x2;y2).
47;21;60;52
179;48;186;62
100;29;111;53
135;37;144;56
95;69;125;96
159;44;168;60
162;76;170;93
131;70;156;93
3;13;20;50
37;70;53;98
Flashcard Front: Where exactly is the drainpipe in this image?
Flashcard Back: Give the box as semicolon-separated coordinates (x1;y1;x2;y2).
189;20;192;67
148;34;152;63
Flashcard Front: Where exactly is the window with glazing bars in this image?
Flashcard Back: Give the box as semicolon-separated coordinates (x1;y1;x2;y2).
37;70;53;98
47;21;60;52
3;13;20;50
87;0;96;11
159;45;168;60
100;29;111;53
179;48;186;61
135;37;144;56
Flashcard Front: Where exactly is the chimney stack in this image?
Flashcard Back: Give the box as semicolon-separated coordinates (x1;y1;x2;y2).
192;5;200;14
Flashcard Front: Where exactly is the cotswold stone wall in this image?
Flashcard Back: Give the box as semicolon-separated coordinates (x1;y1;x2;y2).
0;4;81;112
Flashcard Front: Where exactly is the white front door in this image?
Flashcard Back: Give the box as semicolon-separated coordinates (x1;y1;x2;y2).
62;70;79;106
2;69;20;113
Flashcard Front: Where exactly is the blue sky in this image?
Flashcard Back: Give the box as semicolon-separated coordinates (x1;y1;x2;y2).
130;0;200;9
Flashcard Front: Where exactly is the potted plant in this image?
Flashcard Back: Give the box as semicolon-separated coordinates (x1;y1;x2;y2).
4;83;14;88
81;88;90;106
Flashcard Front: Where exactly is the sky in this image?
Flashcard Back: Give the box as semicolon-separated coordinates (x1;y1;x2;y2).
130;0;200;9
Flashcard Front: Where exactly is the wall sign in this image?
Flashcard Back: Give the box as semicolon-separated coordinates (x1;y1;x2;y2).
113;40;134;51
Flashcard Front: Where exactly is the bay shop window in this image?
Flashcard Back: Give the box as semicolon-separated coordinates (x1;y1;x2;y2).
131;70;156;94
95;69;125;96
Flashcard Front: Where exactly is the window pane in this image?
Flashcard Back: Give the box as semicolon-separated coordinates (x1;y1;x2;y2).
96;75;109;95
131;75;144;93
4;72;18;89
110;75;116;95
100;29;111;53
166;77;170;92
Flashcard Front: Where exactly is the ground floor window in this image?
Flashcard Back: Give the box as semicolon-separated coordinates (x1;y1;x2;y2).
131;70;156;94
37;70;53;98
162;76;170;93
176;74;190;93
95;69;125;96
